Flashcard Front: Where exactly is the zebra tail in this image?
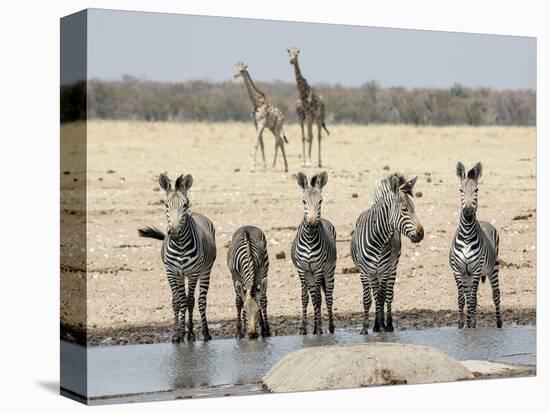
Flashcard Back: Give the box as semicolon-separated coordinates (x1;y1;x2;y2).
322;123;330;136
138;226;165;241
481;275;486;284
283;134;289;144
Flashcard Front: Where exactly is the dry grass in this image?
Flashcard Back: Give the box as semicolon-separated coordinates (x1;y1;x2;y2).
61;121;536;334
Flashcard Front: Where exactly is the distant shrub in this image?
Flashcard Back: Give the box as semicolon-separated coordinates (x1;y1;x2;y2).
60;77;536;126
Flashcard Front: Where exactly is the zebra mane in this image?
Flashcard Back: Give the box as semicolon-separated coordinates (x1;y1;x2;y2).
371;173;409;205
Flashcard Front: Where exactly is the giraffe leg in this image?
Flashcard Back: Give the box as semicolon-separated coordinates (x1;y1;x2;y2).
299;119;306;167
317;120;323;168
306;120;313;167
259;134;266;170
252;126;265;172
273;138;279;168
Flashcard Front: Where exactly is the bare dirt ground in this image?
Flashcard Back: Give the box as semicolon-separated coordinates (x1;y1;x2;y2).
60;121;536;345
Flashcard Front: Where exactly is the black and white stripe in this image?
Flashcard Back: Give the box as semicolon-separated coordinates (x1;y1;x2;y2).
449;161;501;329
351;173;424;334
227;226;270;339
291;171;337;335
139;173;217;343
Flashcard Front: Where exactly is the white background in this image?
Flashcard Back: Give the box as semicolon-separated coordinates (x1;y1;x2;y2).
0;0;546;412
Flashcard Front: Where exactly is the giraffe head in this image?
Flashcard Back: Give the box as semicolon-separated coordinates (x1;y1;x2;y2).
233;62;248;79
287;47;300;65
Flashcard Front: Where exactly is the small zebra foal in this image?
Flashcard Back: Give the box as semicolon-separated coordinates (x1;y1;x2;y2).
227;226;270;339
138;173;217;343
291;171;337;335
450;162;502;329
351;174;424;334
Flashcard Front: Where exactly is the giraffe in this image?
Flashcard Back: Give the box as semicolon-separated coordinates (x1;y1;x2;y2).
234;62;289;173
288;47;330;168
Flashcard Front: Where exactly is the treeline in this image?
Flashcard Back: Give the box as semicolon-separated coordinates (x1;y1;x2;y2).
61;75;536;126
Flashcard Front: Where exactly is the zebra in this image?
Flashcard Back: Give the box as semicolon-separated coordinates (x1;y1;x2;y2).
138;173;217;343
351;173;424;334
227;226;271;339
449;161;502;329
291;171;337;335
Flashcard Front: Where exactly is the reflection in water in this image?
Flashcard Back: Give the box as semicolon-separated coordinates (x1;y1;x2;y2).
77;326;535;398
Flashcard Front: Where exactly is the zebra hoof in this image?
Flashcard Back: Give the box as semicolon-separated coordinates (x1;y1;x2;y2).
171;334;182;343
360;327;369;335
187;331;196;342
203;331;212;342
458;321;464;329
497;320;503;328
384;325;394;332
328;325;335;334
299;327;307;335
372;325;381;333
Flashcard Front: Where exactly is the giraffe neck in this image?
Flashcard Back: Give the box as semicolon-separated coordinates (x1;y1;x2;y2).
292;60;311;100
242;71;266;107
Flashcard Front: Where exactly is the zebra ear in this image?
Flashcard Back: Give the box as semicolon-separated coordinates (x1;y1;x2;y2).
314;171;328;190
400;176;417;195
296;172;308;191
235;281;245;300
390;175;401;194
468;162;483;181
159;173;171;192
456;162;466;180
176;174;193;192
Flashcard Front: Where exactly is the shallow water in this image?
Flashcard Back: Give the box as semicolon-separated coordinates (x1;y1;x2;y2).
61;326;535;399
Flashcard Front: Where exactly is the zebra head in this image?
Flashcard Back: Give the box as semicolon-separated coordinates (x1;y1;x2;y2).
297;171;328;226
389;175;424;243
456;161;482;221
235;279;267;339
233;62;247;79
158;173;193;237
287;47;300;64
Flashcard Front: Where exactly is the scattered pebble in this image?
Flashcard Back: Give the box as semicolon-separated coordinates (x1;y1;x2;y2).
415;191;423;198
275;251;286;260
351;193;358;198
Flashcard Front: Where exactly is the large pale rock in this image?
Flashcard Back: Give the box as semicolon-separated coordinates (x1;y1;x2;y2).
262;342;474;392
461;360;536;379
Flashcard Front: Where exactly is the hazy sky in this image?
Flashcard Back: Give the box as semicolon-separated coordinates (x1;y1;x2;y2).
85;8;536;90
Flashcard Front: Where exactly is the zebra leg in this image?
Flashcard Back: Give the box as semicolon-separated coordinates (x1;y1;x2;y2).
384;273;396;332
489;264;502;328
324;270;335;334
186;276;197;342
312;272;324;335
454;274;465;329
360;271;372;335
464;281;472;328
372;277;384;332
198;271;212;341
298;270;309;335
167;270;184;343
235;294;244;338
260;293;271;337
469;277;480;329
